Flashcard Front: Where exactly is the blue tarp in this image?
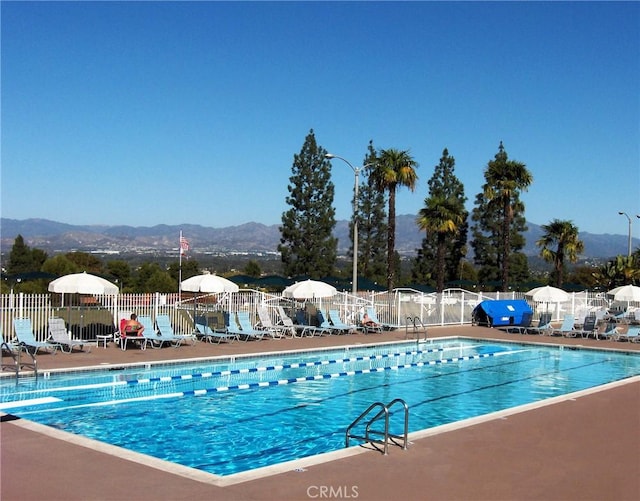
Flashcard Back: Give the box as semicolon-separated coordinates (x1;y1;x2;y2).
472;299;533;327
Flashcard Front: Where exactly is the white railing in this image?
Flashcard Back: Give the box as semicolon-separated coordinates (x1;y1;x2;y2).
0;289;616;343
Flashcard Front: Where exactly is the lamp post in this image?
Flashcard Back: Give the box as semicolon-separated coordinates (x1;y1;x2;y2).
325;153;373;294
618;211;640;257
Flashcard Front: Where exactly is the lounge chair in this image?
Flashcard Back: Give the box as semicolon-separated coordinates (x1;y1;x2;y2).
113;310;132;344
366;307;399;331
576;314;598;339
231;311;265;341
155;315;196;347
0;329;20;354
1;328;37;374
13;318;58;354
120;317;149;350
256;306;286;339
596;320;619;341
195;319;238;344
295;310;330;337
329;309;360;334
275;306;304;338
359;309;383;334
501;312;534;334
48;317;91;353
317;310;347;335
616;325;640;343
524;313;553;335
549;315;578;337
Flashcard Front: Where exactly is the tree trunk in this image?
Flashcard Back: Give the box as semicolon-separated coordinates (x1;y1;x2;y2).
387;189;396;291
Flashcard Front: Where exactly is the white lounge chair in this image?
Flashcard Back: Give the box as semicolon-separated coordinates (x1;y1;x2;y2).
48;318;91;353
256;306;286;339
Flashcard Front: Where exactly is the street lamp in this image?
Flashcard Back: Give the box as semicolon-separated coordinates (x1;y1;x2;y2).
325;153;373;294
618;211;640;257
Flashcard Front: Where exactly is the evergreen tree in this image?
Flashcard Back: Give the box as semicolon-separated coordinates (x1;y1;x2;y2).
471;142;532;291
413;149;468;291
279;129;337;277
7;235;35;274
370;148;418;290
356;141;387;284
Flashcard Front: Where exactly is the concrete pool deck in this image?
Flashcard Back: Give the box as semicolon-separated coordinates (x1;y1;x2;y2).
2;325;639;501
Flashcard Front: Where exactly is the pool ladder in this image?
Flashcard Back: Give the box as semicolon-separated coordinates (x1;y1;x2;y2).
405;316;427;342
1;342;38;381
345;398;409;455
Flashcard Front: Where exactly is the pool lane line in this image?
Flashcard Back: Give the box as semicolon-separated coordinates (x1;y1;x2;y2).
15;349;526;414
0;396;62;410
2;343;506;397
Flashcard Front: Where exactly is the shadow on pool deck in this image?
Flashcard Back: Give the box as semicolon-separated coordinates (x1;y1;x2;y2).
2;325;639;501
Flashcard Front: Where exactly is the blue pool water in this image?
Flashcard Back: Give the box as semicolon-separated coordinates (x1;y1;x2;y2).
1;339;639;476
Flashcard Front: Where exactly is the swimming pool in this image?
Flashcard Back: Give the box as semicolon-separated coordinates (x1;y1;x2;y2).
1;339;639;477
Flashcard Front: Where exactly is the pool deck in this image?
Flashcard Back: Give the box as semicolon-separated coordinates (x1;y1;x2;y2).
2;325;639;501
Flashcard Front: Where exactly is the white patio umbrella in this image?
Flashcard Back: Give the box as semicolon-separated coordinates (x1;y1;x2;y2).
283;279;337;300
606;284;640;303
525;285;570;315
180;273;239;293
525;285;570;303
48;272;119;295
180;273;239;331
48;272;119;339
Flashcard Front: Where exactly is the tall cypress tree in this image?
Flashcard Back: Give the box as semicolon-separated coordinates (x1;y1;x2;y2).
414;148;468;291
355;141;387;285
279;129;337;278
471;142;531;290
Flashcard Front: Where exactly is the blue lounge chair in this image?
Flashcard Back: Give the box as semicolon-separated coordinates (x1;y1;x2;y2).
524;313;553;335
597;320;619;341
155;315;196;347
48;318;91;353
1;329;20;354
328;309;359;334
232;311;265;341
317;310;346;335
1;328;37;374
550;315;578;337
366;307;400;331
13;318;58;354
617;325;640;343
359;309;383;334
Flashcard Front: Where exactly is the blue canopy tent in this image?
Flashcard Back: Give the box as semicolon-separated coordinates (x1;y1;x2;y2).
472;299;533;327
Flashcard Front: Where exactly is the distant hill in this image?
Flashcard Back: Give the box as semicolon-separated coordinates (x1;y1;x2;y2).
0;217;636;260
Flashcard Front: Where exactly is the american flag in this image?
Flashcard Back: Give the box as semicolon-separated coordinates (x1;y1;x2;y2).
180;235;189;255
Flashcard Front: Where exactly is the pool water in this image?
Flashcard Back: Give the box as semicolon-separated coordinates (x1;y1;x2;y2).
1;339;639;476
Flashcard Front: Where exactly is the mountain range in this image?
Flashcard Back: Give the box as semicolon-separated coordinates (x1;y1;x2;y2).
0;217;636;260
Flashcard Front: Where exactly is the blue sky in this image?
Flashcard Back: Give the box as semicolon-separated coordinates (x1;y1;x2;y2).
2;1;639;238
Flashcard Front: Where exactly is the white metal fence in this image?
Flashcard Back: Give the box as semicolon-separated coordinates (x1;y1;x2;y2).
0;288;616;343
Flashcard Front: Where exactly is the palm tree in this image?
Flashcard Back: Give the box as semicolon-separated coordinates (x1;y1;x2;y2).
416;195;465;292
536;219;584;288
483;142;532;291
370;148;418;290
